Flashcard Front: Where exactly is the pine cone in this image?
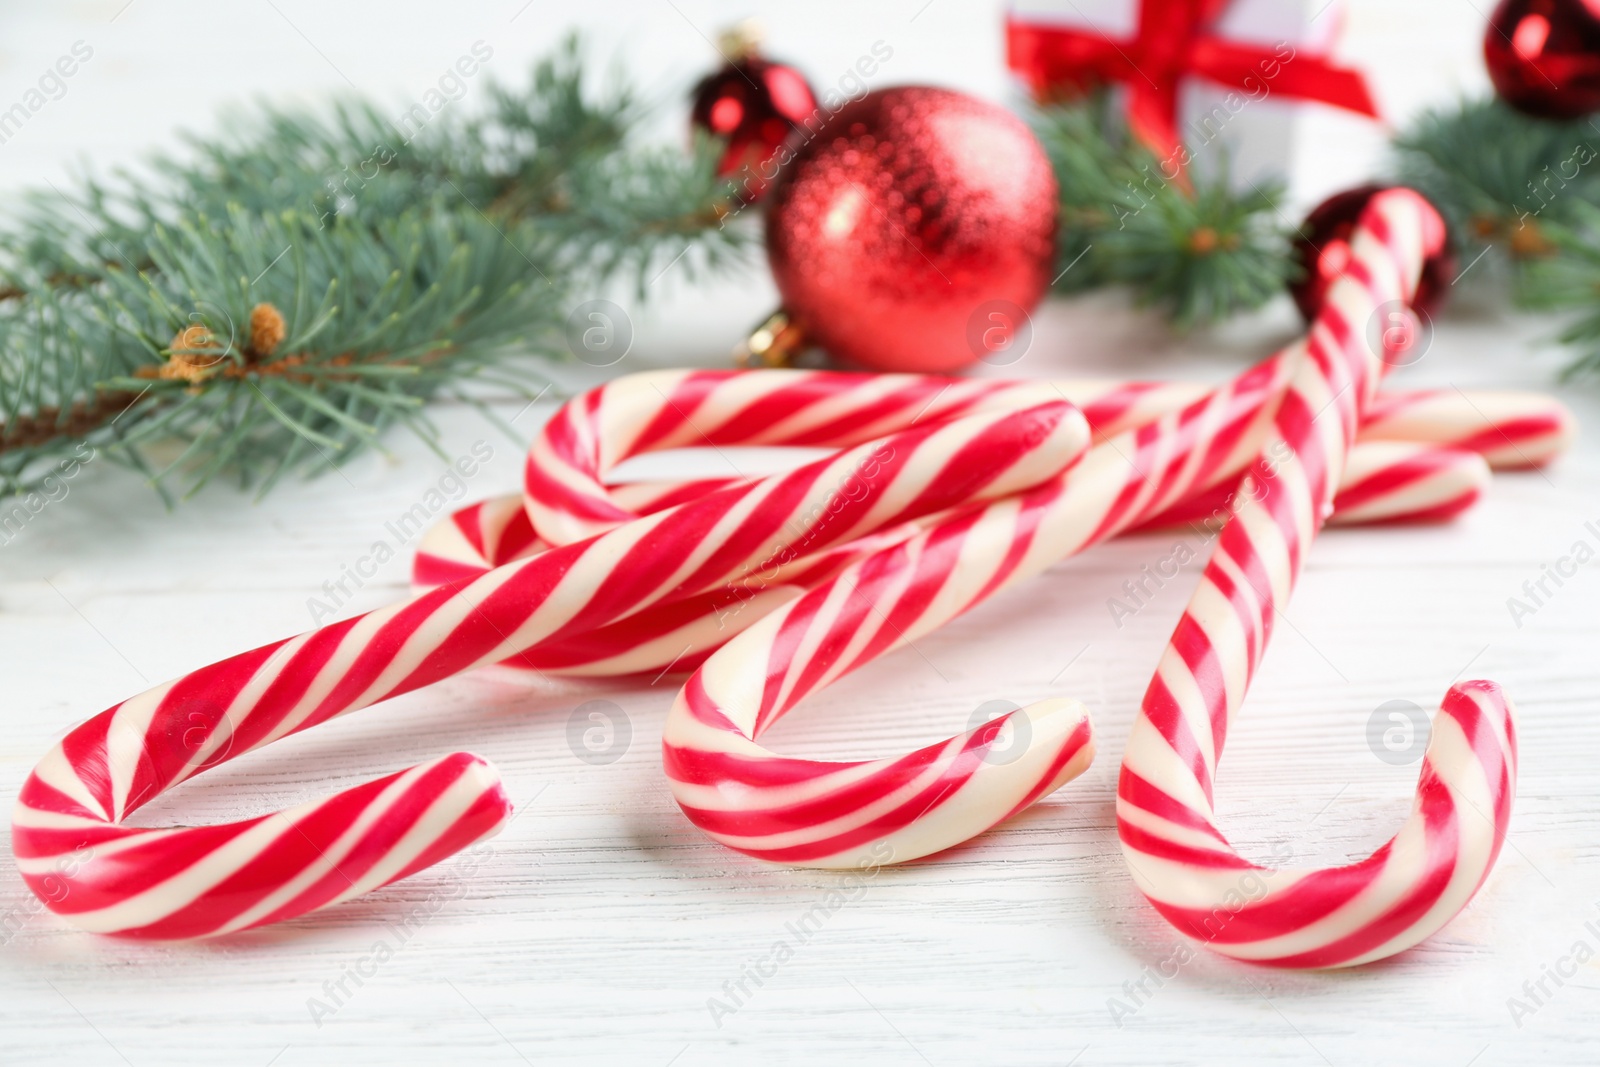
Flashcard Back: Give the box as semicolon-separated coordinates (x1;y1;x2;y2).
248;302;286;360
160;324;223;383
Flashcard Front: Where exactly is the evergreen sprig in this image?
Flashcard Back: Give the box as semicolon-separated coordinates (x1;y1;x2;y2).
1037;90;1600;380
1034;98;1292;328
1392;95;1600;375
1392;96;1600;299
12;48;1600;509
0;38;746;502
1518;201;1600;379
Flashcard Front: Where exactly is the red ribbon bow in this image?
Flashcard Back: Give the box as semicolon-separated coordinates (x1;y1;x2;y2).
1007;0;1379;169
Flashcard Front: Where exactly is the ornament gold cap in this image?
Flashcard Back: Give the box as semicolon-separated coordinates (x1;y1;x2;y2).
734;308;806;368
717;20;764;62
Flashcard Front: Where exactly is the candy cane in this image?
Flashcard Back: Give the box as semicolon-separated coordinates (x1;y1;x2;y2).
653;365;1291;865
1117;188;1516;967
652;366;1385;862
417;373;1567;590
1134;439;1491;532
12;401;1089;937
1071;378;1572;468
657;190;1519;931
414;359;1293;696
1360;387;1573;469
14;215;1558;942
420;435;1492;594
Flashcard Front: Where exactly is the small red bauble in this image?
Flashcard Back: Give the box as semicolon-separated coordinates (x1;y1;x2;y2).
763;86;1058;374
1485;0;1600;118
690;34;817;199
1289;184;1455;323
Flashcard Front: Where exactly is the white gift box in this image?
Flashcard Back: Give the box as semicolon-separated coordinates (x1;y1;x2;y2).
1010;0;1344;189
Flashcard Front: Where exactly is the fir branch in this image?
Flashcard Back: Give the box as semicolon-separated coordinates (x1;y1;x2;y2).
1;203;564;497
0;38;749;502
1034;100;1291;327
1517;203;1600;379
1392;97;1600;295
550;135;746;292
1391;95;1600;378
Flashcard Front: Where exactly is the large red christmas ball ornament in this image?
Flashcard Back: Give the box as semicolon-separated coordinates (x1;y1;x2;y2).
763;86;1058;373
1485;0;1600;118
690;31;817;198
1289;184;1455;323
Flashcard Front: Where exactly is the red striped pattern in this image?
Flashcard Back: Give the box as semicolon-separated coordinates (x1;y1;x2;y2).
13;402;1089;938
1116;189;1519;968
650;230;1540;876
14;190;1559;941
418;377;1569;590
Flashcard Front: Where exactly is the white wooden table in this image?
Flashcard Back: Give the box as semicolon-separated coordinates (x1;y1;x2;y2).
3;2;1599;1065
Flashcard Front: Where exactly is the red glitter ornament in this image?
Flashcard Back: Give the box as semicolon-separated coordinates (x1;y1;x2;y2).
757;86;1057;374
690;27;817;199
1485;0;1600;118
1288;184;1455;323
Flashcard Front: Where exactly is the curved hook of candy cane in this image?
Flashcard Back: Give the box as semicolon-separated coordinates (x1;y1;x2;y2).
420;367;1159;675
418;369;1080;595
651;361;1295;864
496;391;1100;675
652;354;1349;865
12;401;1090;938
1116;188;1518;968
648;345;1297;861
655;310;1557;871
662;492;1097;867
522;368;1081;546
420;367;1249;590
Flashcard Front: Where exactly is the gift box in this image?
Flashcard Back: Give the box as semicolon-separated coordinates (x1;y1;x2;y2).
1007;0;1372;189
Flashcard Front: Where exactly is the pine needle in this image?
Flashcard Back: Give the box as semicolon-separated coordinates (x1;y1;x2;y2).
0;36;749;502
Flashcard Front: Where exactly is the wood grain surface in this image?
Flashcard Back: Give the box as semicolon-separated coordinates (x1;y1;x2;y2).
2;2;1597;1064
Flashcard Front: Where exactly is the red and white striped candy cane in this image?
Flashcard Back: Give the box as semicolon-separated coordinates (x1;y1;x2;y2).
656;193;1525;904
419;369;1569;589
392;365;1508;872
1134;437;1492;531
14;206;1558;941
652;357;1291;864
1068;375;1572;468
1360;387;1573;469
419;360;1293;707
1117;188;1516;967
652;362;1397;863
12;401;1089;938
